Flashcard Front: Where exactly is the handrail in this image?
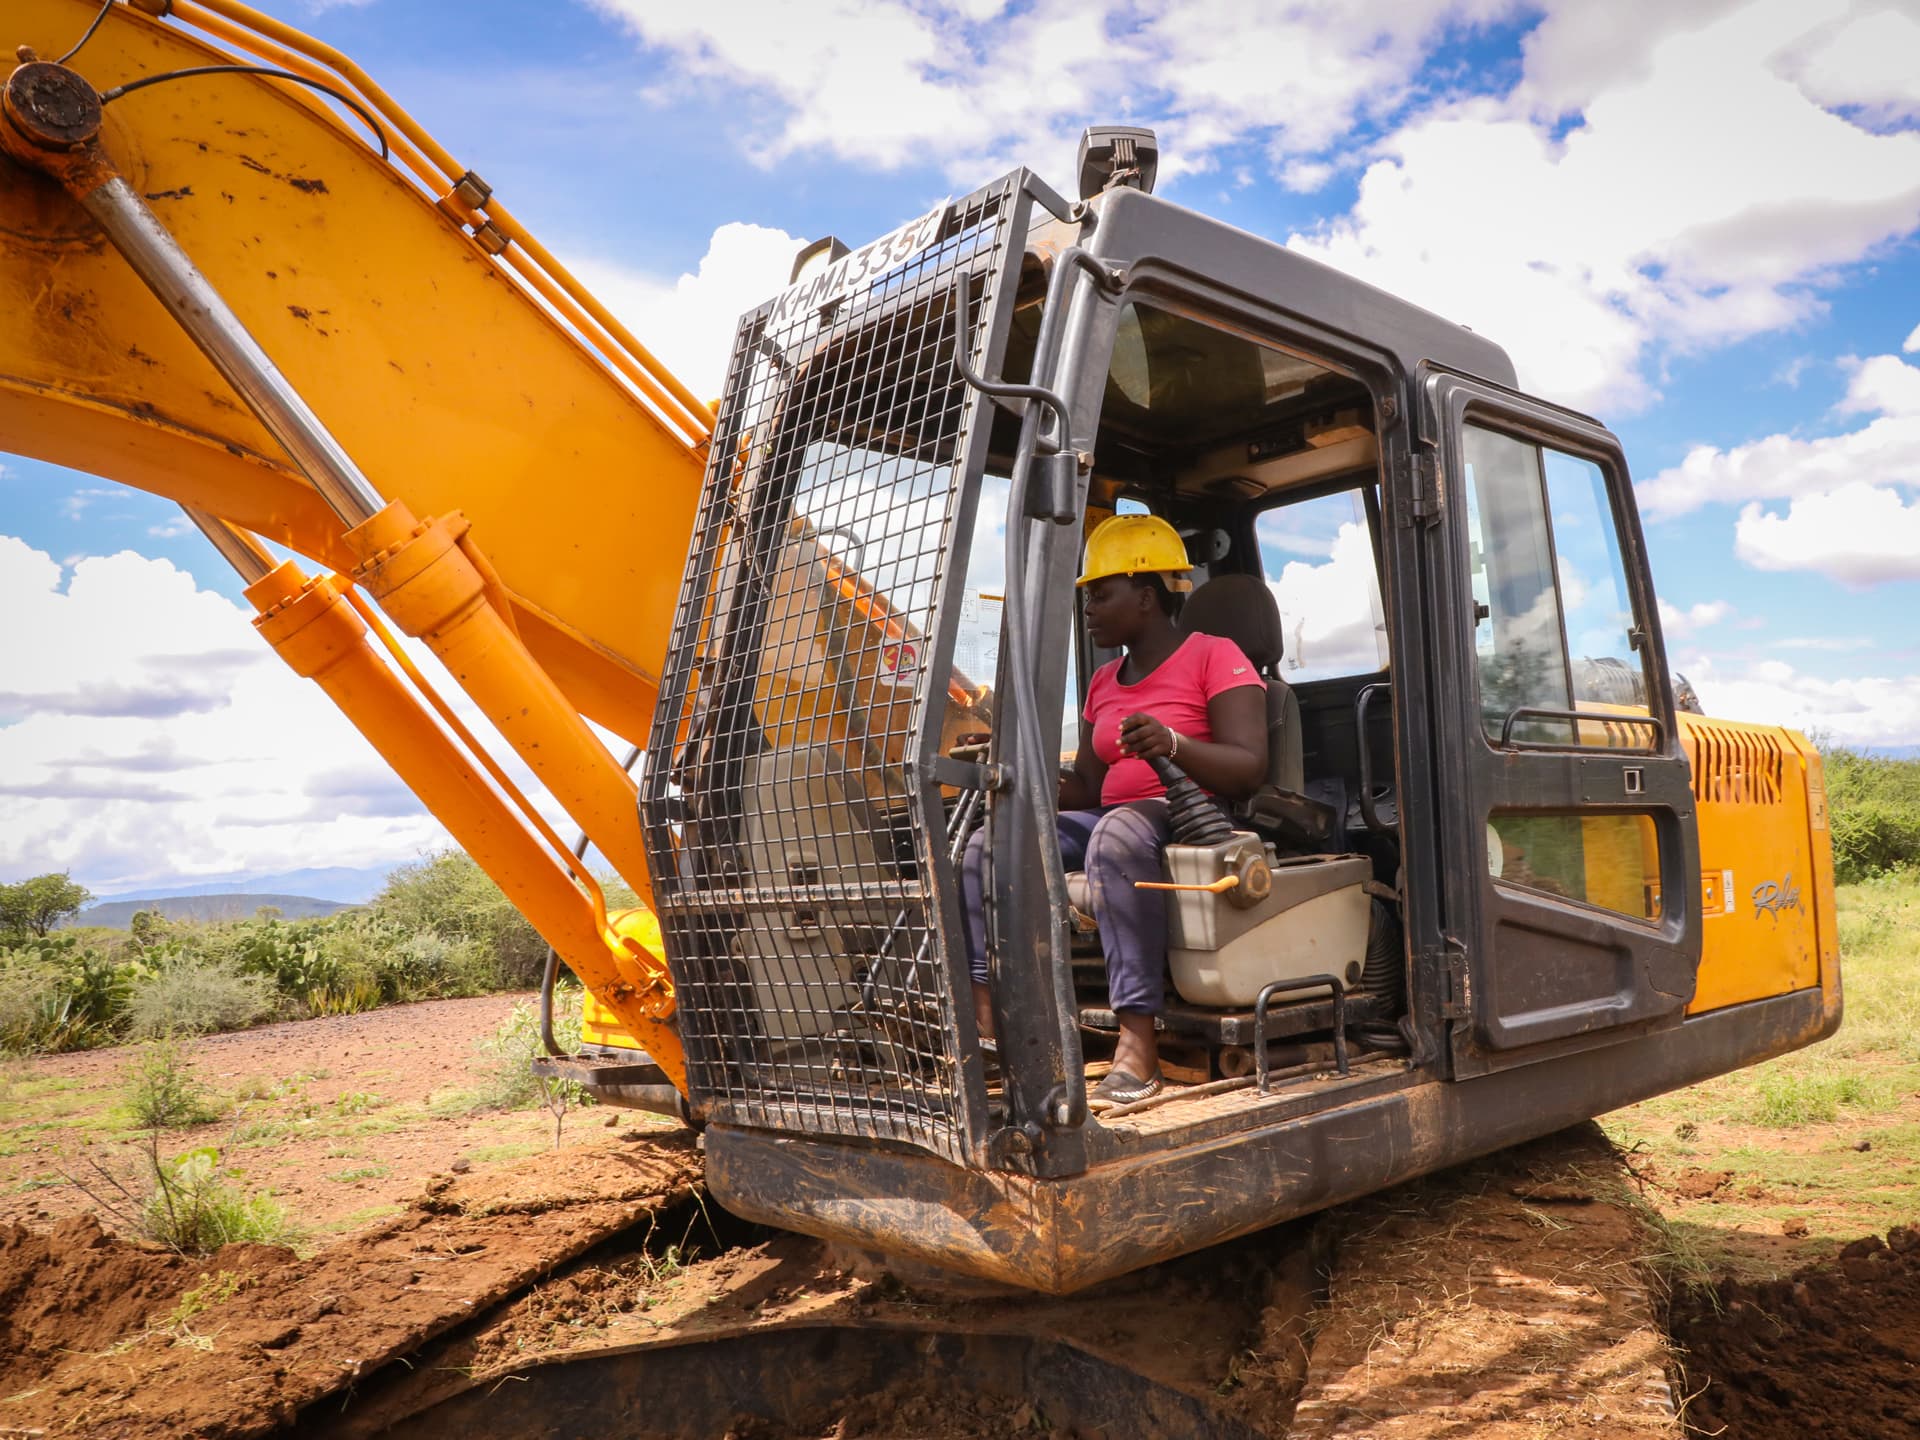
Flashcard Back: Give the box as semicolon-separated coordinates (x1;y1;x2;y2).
1497;704;1665;751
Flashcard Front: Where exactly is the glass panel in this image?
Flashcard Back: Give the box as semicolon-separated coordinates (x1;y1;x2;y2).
956;473;1078;754
1463;426;1571;741
1254;488;1388;683
1101;302;1339;449
1488;812;1662;922
1542;450;1650;710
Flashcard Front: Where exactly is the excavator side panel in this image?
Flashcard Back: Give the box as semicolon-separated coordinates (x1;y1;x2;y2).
1;0;701;745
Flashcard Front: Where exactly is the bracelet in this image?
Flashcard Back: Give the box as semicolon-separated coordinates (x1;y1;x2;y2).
1169;729;1180;759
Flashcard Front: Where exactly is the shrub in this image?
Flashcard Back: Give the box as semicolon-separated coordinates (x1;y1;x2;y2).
472;988;590;1113
303;976;384;1017
125;1035;222;1130
141;1145;301;1254
1823;745;1920;883
127;957;274;1039
229;918;341;998
0;946;144;1053
374;852;544;987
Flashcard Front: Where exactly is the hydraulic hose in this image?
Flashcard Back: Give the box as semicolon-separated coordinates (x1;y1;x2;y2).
1356;898;1410;1051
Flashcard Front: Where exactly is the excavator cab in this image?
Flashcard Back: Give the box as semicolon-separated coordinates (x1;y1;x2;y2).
638;159;1838;1291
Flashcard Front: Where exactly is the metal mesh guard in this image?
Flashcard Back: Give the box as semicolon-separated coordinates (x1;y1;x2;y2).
641;178;1021;1162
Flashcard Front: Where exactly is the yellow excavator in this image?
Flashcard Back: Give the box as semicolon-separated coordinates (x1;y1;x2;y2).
3;0;1838;1297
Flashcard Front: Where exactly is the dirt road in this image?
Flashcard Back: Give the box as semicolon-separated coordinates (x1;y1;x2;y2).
0;994;670;1237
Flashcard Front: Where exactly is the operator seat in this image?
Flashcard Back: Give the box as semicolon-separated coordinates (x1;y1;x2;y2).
1176;573;1302;793
1174;573;1339;849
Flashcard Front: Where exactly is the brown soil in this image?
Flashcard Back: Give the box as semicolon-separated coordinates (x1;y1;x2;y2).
1671;1225;1920;1438
0;1213;289;1394
1290;1125;1679;1439
0;994;662;1238
0;1131;700;1439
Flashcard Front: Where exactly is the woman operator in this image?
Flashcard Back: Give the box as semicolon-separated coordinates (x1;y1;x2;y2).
962;515;1269;1108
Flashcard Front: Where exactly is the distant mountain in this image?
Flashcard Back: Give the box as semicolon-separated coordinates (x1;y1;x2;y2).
72;893;353;929
89;864;397;906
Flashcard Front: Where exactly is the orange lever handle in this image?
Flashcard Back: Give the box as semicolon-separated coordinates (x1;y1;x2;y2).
1134;874;1241;894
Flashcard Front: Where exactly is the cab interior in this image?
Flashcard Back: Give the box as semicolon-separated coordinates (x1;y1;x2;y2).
988;290;1409;1084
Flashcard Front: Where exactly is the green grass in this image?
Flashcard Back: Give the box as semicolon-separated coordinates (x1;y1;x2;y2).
325;1164;390;1184
463;1140;544;1165
1743;1068;1900;1126
1601;875;1920;1280
1824;876;1920;1061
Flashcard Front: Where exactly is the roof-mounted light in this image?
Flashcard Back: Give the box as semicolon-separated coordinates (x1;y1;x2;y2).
1077;125;1158;200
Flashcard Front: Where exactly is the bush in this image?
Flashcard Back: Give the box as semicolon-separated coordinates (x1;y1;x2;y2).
228;917;341;998
125;1035;222;1129
141;1144;300;1254
1824;745;1920;883
0;945;145;1053
374;852;545;988
472;988;589;1112
127;957;274;1039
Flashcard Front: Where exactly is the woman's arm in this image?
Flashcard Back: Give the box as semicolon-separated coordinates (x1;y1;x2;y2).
1118;685;1269;800
1059;718;1106;811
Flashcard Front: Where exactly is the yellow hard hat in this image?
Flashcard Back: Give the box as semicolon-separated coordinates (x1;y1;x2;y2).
1076;514;1194;591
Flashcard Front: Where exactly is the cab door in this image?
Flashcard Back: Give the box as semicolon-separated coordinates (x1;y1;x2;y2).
1421;370;1700;1077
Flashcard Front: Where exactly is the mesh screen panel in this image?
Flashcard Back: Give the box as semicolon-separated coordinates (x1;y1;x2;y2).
641;178;1024;1162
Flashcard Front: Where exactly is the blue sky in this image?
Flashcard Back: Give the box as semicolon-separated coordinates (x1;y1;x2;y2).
4;0;1920;894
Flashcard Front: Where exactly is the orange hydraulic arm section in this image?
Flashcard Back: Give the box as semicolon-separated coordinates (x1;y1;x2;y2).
0;0;730;1087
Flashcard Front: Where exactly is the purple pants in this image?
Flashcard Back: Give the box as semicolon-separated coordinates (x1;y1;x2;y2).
961;800;1173;1016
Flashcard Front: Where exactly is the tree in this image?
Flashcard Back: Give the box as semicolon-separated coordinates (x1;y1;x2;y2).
0;873;93;939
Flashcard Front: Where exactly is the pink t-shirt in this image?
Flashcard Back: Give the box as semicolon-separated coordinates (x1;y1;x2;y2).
1084;632;1264;806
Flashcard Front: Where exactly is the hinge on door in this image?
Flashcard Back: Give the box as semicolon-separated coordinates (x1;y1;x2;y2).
1439;940;1471;1019
1399;451;1441;528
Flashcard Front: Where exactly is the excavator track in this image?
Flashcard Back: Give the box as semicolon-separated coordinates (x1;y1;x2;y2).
22;1125;1661;1440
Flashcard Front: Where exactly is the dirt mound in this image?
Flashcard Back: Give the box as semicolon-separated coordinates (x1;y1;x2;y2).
1672;1226;1920;1438
1291;1125;1680;1438
0;1214;289;1392
0;1133;701;1440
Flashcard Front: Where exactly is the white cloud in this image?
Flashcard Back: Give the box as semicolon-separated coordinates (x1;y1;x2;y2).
1638;351;1920;519
571;221;804;400
1683;653;1920;747
1906;321;1920;353
1734;481;1920;585
593;2;1920;416
1782;5;1920;130
0;537;453;891
61;486;128;522
1657;598;1734;639
592;0;1520;185
1288;0;1920;412
1270;521;1387;681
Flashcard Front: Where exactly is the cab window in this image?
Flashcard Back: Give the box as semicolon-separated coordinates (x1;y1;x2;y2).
1254;486;1388;683
1462;426;1650;746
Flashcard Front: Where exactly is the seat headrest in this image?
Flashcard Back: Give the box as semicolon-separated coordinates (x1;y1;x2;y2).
1178;573;1283;674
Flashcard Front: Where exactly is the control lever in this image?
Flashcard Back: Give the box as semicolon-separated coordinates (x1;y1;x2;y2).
1148;754;1235;846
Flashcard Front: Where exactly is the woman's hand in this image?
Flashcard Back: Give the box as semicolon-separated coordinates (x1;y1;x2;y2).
1118;712;1176;761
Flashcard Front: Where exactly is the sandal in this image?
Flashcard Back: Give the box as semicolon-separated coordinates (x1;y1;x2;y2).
1089;1068;1164;1111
